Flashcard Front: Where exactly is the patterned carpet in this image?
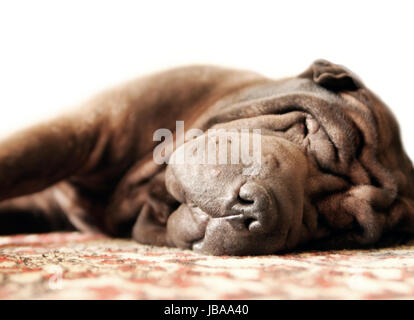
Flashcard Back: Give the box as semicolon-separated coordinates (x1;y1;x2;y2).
1;232;414;299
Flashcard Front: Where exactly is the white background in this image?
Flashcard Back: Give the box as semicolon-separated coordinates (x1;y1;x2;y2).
1;0;413;157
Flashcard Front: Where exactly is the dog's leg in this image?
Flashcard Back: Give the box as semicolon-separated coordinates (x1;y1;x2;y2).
0;187;74;235
0;108;103;202
0;104;105;235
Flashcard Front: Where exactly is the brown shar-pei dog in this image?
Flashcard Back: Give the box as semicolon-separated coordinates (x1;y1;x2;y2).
1;60;414;255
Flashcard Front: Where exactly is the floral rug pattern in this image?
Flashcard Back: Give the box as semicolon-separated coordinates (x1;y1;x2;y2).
1;232;414;299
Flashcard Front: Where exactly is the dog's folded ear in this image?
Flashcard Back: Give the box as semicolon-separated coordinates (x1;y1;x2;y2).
299;59;364;92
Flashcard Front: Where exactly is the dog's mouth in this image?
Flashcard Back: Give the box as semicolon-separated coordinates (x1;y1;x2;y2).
165;163;281;251
191;236;205;251
168;200;287;256
165;202;209;250
187;187;277;252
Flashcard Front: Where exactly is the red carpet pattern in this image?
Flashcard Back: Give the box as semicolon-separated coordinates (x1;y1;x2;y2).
1;232;414;299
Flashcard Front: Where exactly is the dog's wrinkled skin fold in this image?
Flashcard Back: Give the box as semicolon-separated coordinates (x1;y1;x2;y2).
1;60;414;255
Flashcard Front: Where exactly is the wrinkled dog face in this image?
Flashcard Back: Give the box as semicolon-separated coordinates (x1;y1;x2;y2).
162;60;414;255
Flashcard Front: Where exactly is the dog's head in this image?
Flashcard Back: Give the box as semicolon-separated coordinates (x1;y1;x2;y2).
148;60;414;255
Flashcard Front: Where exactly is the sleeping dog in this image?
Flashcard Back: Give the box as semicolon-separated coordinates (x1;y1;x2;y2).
1;60;413;255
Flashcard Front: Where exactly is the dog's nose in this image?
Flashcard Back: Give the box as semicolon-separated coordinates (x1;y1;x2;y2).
227;182;276;233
